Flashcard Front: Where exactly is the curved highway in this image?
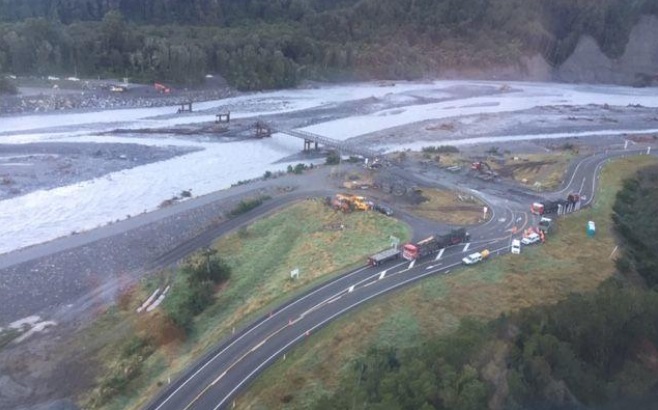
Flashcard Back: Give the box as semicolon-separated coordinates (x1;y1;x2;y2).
144;148;653;410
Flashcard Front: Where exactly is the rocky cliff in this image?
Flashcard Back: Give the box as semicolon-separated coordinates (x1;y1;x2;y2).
558;15;658;86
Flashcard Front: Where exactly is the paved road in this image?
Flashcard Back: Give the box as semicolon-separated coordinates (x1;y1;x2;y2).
145;149;654;410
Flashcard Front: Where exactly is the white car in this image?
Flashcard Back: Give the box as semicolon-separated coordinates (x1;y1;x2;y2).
47;76;60;81
511;239;521;254
521;233;541;245
462;252;483;265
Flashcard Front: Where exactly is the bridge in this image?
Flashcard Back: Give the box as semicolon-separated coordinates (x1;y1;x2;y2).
272;127;381;160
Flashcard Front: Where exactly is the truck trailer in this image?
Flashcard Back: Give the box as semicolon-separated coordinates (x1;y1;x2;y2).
367;248;401;266
402;228;470;260
530;199;568;215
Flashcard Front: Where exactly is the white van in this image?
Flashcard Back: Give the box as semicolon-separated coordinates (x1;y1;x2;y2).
521;233;541;245
511;239;521;254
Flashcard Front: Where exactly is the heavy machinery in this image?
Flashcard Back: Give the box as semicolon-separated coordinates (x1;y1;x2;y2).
154;82;171;94
402;228;470;260
471;161;498;180
331;193;372;213
368;247;401;266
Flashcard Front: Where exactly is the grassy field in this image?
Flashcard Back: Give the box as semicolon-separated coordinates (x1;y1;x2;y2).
495;153;576;191
238;155;658;410
76;200;410;409
404;189;486;225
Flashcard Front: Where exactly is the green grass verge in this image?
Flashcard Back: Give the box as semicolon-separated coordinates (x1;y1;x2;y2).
76;200;410;410
238;155;658;410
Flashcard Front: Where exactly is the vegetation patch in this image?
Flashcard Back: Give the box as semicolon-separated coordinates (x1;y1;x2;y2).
228;195;271;217
404;189;485;225
75;200;409;410
496;153;575;190
238;155;658;409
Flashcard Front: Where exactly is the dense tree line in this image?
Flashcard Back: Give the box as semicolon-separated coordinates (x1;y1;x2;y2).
311;284;658;410
613;164;658;288
0;0;656;89
308;166;658;410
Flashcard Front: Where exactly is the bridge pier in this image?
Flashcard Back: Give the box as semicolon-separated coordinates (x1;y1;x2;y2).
303;139;319;152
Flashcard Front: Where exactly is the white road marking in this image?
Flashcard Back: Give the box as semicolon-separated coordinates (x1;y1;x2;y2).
379;271;386;280
462;243;470;252
251;340;266;352
408;260;416;269
210;371;227;386
348;285;355;293
435;248;445;261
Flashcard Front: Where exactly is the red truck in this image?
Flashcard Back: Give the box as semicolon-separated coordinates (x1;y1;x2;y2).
402;228;470;261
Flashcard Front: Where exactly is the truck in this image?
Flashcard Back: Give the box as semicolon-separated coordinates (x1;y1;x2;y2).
367;248;401;266
530;199;567;215
402;228;470;260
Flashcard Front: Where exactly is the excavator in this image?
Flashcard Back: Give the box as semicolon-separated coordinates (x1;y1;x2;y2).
471;161;498;179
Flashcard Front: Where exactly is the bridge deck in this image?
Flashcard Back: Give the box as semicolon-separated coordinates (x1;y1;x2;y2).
275;128;380;159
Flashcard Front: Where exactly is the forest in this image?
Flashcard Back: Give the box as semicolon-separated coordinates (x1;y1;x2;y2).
308;165;658;410
0;0;657;89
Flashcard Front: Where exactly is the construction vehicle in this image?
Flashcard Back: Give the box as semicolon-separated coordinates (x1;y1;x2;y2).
471;161;498;180
154;82;171;94
402;228;470;260
368;248;401;266
331;193;371;213
462;249;490;265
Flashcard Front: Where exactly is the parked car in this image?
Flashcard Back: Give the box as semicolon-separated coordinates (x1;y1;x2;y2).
374;204;394;216
462;249;490;265
521;233;541;245
511;239;521;254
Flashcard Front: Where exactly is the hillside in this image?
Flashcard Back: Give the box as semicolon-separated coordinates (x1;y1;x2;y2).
0;0;657;89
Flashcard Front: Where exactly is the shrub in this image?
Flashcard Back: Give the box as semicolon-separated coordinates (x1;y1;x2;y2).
229;196;271;217
326;150;340;165
421;145;460;154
